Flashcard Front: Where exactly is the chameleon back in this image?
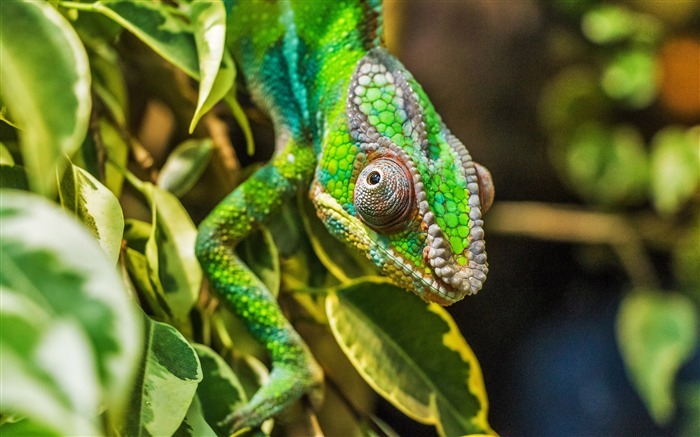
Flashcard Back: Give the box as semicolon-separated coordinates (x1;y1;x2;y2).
227;0;383;151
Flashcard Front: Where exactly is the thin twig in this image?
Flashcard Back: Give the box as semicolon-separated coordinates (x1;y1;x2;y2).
301;396;324;437
203;113;240;187
487;201;661;289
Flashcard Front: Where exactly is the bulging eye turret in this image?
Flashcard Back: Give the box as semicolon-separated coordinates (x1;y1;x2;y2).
353;158;414;233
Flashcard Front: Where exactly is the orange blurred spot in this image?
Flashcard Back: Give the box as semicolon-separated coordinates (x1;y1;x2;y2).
658;38;700;120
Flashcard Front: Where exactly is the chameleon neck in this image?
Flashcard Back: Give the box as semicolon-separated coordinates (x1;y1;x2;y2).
228;0;382;152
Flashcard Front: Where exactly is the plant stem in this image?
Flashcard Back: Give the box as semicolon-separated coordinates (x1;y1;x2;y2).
488;201;662;289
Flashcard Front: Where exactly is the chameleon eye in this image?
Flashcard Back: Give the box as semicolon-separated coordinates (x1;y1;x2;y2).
367;171;381;185
354;158;414;232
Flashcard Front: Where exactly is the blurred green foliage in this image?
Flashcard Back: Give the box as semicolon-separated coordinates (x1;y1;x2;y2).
543;0;699;430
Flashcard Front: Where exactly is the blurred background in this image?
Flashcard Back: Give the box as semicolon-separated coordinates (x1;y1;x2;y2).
375;1;699;435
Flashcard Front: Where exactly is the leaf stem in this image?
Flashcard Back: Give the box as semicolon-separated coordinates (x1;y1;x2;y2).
58;1;94;12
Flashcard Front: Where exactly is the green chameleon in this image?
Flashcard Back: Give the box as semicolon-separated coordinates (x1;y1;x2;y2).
195;0;494;431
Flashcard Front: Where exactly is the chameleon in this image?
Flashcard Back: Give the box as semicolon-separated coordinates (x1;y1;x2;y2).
195;0;494;431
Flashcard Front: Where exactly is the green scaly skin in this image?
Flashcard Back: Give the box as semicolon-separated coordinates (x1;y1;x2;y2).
195;0;493;431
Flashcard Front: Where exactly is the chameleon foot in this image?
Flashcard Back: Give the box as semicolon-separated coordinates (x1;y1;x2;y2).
226;354;324;433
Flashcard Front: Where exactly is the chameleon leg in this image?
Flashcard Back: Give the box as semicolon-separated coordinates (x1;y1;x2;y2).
195;143;322;431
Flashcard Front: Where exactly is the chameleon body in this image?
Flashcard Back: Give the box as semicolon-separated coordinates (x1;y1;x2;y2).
195;0;493;430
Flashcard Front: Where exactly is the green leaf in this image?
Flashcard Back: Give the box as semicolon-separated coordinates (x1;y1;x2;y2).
125;174;202;323
63;0;199;78
0;142;15;165
100;119;129;197
1;290;101;436
649;126;700;215
225;93;255;155
0;189;142;435
0;165;29;191
122;219;171;321
59;163;125;263
173;396;218;437
581;4;662;45
617;290;699;425
144;184;202;322
209;312;269;396
158;138;215;197
69;119;129;195
0;106;20;129
582;5;637;44
189;0;236;132
327;277;494;437
0;0;91;196
69;1;123;46
565;122;648;206
538;67;608;134
0;417;63;437
123;246;172;321
82;36;128;126
124;218;152;254
121;317;203;437
192;344;248;436
602;49;658;109
93;62;128;126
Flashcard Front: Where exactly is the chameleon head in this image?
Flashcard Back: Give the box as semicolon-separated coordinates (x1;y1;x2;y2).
312;48;493;306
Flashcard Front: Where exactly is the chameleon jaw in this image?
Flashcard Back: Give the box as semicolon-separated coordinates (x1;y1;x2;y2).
423;217;488;300
420;200;488;304
311;180;485;306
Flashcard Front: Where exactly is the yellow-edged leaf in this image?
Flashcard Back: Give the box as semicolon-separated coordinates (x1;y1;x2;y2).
327;277;495;437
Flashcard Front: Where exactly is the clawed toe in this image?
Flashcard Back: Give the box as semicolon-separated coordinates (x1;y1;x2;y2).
224;358;324;434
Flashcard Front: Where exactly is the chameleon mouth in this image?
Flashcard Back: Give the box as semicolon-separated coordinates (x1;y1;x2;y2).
311;180;486;306
426;250;488;304
419;222;487;305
